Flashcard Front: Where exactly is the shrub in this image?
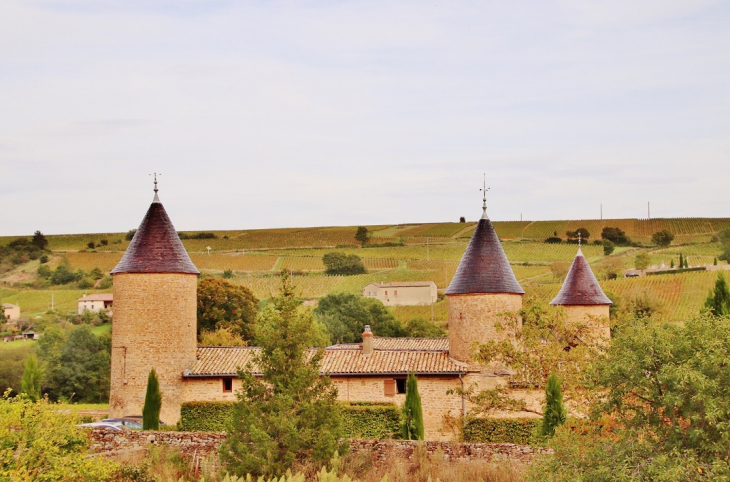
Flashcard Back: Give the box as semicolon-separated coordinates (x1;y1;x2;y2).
651;230;674;247
322;252;366;275
39;255;48;264
179;401;233;431
544;237;562;244
602;239;615;256
125;229;137;241
463;418;541;444
222;269;234;279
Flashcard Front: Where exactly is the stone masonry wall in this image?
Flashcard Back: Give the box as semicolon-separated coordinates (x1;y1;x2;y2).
89;429;550;465
110;273;198;426
564;305;611;341
447;293;523;366
332;375;464;441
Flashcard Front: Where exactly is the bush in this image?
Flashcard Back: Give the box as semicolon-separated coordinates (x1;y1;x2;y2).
463;418;541;445
179;401;233;431
322;252;366;275
125;229;137;241
544;237;562;244
222;269;234;279
601;227;630;245
651;230;674;247
602;239;615;255
39;255;48;264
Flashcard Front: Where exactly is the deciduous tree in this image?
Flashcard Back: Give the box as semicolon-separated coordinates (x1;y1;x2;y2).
354;226;371;247
634;252;651;270
322;252;366;275
651;229;674;247
314;293;407;343
197;278;258;341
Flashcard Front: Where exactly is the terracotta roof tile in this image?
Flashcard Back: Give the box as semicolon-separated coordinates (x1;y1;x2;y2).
446;218;524;295
186;338;466;377
77;294;113;302
550;249;612;306
111;199;199;275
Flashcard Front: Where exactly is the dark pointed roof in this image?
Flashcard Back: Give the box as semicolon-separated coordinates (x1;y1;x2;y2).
550;248;611;305
111;197;200;275
446;217;524;295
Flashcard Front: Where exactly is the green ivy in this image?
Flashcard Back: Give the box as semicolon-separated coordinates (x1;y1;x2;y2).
179;400;402;439
462;418;541;445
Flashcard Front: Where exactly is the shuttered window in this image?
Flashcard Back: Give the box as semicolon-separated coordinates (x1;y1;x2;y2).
384;379;396;396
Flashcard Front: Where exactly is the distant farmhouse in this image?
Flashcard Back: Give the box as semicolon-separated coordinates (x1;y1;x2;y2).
363;281;437;306
77;293;113;314
108;186;611;440
2;303;20;322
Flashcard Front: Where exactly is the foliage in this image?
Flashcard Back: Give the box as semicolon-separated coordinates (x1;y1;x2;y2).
0;393;118;481
704;272;730;316
601;227;630;245
125;229;137;241
634;252;651;270
541;373;566;437
652;229;675;247
566;228;589;241
314;293;407;343
404;317;446;337
199;326;248;346
21;353;43;401
0;344;33;395
718;227;730;261
32;230;48;250
322;252;367;275
179;401;234;431
354;226;371;247
220;272;347;478
402;373;424;440
38;325;111;402
543;237;562;244
49;263;83;285
462;418;541;445
341;402;402;439
602;239;615;256
459;216;466;223
223;269;234;279
143;368;162;430
197;278;259;341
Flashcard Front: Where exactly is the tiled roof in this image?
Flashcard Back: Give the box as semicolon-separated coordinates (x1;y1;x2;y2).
550;249;612;306
446;218;524;295
111;198;199;275
185;338;466;377
364;282;436;288
78;294;113;302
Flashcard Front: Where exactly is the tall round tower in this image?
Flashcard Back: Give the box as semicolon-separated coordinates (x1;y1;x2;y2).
109;185;200;424
550;246;612;341
446;188;524;367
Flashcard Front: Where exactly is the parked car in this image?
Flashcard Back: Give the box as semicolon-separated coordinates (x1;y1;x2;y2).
625;273;640;278
78;422;125;431
102;418;143;429
122;415;166;427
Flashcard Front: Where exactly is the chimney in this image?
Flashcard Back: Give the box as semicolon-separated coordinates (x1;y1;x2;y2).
362;325;373;356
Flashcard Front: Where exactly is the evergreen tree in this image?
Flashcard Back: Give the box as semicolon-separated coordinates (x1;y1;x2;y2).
142;368;162;430
679;253;684;269
354;226;371;247
221;272;346;478
20;354;42;401
402;372;424;440
541;372;566;437
704;273;730;317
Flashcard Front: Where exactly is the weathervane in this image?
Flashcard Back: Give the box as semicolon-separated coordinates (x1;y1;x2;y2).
480;173;490;218
150;173;161;202
577;231;582;247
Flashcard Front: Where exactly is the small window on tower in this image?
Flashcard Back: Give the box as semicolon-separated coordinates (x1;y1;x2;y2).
222;378;233;393
385;291;388;296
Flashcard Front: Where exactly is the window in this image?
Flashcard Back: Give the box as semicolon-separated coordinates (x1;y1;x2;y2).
394;290;398;296
396;378;407;394
385;291;388;296
222;378;233;393
384;379;396;396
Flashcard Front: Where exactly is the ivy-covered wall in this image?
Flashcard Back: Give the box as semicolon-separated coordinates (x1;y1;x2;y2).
462;418;541;445
179;400;403;439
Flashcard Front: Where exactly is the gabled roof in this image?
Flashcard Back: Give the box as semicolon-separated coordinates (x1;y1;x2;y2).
185;337;467;378
78;294;113;302
446;218;524;295
550;248;612;306
111;197;199;275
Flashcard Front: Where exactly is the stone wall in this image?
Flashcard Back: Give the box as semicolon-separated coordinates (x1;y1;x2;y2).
89;429;550;465
110;273;198;426
447;293;523;366
563;305;610;341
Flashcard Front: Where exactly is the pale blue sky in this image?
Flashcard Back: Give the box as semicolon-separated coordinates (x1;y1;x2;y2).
1;0;728;235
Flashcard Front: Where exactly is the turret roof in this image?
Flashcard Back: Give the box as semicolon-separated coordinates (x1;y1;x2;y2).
446;217;524;295
550;248;612;305
111;196;199;275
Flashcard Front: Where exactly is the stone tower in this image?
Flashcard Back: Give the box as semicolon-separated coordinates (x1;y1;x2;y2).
109;186;200;425
550;246;612;341
445;193;524;366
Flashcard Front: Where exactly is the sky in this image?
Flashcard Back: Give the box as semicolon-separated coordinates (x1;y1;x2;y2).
1;0;729;236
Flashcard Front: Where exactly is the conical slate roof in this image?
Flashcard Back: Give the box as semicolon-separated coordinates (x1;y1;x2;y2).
550;248;611;305
111;196;200;275
446;217;524;295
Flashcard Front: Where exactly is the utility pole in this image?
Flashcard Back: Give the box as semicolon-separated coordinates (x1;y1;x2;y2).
426;237;429;261
648;202;651;220
600;203;603;220
51;293;54;311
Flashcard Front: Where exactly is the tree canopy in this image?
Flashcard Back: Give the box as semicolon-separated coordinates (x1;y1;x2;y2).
601;227;630;245
704;272;730;317
197;278;259;341
314;293;407;343
354;226;371;247
322;252;366;275
220;273;346;478
651;229;675;247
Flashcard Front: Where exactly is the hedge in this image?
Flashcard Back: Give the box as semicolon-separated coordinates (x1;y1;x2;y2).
179;401;234;432
462;418;541;445
341;402;402;439
179;400;402;439
647;267;706;276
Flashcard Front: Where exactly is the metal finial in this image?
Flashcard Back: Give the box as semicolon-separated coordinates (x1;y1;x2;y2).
480;173;490;219
577;231;583;256
150;173;161;203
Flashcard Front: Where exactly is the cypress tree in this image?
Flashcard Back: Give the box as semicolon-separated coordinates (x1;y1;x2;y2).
21;354;42;401
541;372;566;437
402;372;424;440
142;368;162;430
705;273;730;317
670;259;675;268
679;253;684;269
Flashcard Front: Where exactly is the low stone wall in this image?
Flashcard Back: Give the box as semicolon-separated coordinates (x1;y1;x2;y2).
89;429;550;465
